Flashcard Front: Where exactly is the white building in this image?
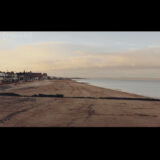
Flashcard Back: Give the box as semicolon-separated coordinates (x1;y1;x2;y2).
4;72;18;82
0;72;6;82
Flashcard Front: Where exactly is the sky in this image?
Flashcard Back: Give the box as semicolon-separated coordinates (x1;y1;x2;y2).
0;32;160;79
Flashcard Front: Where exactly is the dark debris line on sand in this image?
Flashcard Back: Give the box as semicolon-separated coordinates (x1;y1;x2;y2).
0;93;160;101
0;93;21;96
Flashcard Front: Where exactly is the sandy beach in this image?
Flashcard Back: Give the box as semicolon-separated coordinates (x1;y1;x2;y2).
0;79;160;127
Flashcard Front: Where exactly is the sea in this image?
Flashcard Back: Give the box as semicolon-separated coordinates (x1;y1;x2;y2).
73;78;160;99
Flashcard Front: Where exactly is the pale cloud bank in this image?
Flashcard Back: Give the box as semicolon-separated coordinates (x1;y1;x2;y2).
0;41;160;77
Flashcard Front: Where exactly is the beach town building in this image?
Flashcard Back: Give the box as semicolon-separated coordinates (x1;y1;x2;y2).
33;73;43;80
17;72;46;81
0;72;6;83
17;72;25;81
4;72;18;82
42;73;48;80
17;72;32;81
27;72;43;81
0;71;49;83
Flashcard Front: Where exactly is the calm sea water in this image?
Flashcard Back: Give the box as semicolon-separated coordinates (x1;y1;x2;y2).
74;78;160;98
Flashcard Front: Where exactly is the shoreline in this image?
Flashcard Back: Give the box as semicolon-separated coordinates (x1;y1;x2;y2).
0;79;159;101
72;79;145;98
0;79;157;99
73;78;160;99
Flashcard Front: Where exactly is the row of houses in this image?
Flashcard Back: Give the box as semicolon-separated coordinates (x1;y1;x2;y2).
0;71;48;83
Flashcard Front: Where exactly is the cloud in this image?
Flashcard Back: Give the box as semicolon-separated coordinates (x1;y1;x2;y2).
1;41;160;74
147;45;160;49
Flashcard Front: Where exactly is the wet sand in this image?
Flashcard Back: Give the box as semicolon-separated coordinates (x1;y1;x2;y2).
0;79;160;127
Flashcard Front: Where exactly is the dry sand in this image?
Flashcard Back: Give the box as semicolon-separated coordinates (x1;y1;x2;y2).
0;79;160;127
